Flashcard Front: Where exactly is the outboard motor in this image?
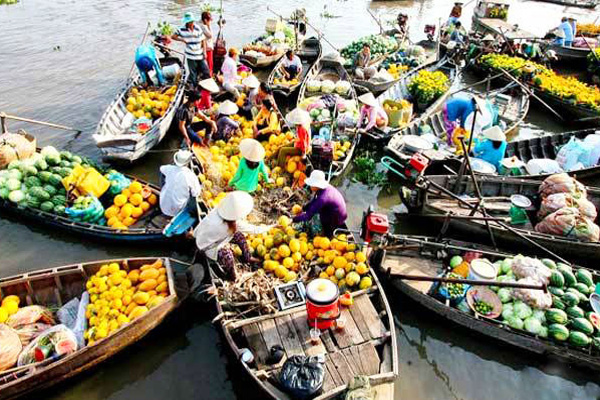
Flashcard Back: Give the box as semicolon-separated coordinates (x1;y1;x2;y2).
424;25;436;42
360;206;390;244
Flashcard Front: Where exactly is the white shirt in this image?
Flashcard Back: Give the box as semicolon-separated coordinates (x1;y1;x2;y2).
159;165;202;217
221;56;239;85
194;208;270;260
282;55;301;69
201;23;213;50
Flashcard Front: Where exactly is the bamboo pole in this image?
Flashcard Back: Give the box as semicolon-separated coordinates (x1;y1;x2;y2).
0;112;81;133
389;273;547;291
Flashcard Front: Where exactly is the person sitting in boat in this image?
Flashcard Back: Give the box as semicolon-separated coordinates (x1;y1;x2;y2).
195;78;219;112
240;75;260;119
134;44;166;87
471;125;507;170
279;50;303;80
449;21;467;45
569;17;577;38
480;34;497;54
356;92;388;132
220;47;244;100
292;170;348;237
396;13;409;36
448;2;463;24
172;12;209;85
159;149;201;217
210;100;240;143
557;17;573;46
193;191;268;281
277;108;311;167
442;95;489;145
228;139;270;192
176;91;217;147
352;43;377;81
253;99;280;141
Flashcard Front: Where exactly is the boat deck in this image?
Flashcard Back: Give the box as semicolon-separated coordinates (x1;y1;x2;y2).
476;18;537;40
384;254;440;294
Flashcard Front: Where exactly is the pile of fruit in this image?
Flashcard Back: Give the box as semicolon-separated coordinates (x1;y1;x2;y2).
577;23;600;37
407;70;450;105
84;259;169;345
0;295;20;323
104;181;158;230
273;76;299;87
386;63;409;80
383;99;411;113
340;34;398;62
486;6;508;19
480;54;600;111
125;86;177;121
332;140;352;161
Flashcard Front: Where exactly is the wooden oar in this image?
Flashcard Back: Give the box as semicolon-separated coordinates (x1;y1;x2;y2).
152;41;186;57
127;22;152;80
366;9;385;35
0;112;82;134
389;273;547;291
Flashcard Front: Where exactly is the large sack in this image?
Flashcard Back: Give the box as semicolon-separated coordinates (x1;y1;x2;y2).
538;193;597;220
535;207;600;242
0;132;36;170
538;173;587;199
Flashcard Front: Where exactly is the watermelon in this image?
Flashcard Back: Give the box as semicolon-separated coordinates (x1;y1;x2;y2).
568;331;591;347
51;195;66;207
26;198;41;209
72;155;83;164
60;151;73;161
48;174;62;187
574;283;590;295
565;306;585;319
562;292;579;307
59;160;71;168
587;312;600;330
562;270;577;287
550;270;565;288
571;317;594;335
552;296;566;310
576;269;594;287
40;201;54;213
43;185;57;197
548;324;569;341
39;171;52;183
548;287;565;297
54;205;66;215
592;337;600;350
546;308;568;325
541;259;557;269
22;165;37;177
567;288;588;303
24;176;42;188
45;153;61;166
0;187;9;200
29;187;50;201
35;158;48;171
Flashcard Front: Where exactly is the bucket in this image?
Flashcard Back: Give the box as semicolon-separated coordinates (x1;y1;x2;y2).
306;278;340;330
162;64;181;80
468;259;497;281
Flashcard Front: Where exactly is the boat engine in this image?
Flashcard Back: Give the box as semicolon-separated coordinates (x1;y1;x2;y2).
424;25;436;42
360;205;390;244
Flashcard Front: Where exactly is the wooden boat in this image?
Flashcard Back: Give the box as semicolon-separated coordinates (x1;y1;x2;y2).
406;174;600;267
0;257;185;399
240;50;286;69
209;238;398;399
297;57;361;179
370;57;459;143
93;56;187;163
371;235;600;372
269;37;322;98
385;82;530;164
533;0;597;7
0;173;205;243
471;0;537;41
544;42;593;65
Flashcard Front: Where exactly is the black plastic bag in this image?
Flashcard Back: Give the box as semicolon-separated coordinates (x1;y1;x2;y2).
279;355;325;399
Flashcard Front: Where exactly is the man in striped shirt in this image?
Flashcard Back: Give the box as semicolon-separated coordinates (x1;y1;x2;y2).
172;12;209;85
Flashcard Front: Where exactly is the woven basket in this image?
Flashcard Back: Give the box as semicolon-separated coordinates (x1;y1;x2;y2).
0;131;37;170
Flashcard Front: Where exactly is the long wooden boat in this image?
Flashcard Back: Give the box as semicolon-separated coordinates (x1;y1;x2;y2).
240;50;286;69
93;56;187;163
0;257;184;399
269;37;322;98
297;57;361;179
385;82;530;165
0;173;204;243
370;57;459;143
544;42;593;65
209;235;398;399
533;0;597;7
371;235;600;372
407;174;600;267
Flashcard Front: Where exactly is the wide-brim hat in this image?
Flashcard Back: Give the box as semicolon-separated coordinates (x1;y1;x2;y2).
217;191;254;221
482;125;506;141
482;34;495;42
358;92;378;108
554;29;566;39
239;138;265;162
199;78;219;93
174;149;193;166
501;156;525;169
182;12;196;25
242;75;260;89
286;108;311;126
472;95;488;112
218;100;239;116
304;170;329;189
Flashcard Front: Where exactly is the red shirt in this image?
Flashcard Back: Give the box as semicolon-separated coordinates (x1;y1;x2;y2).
295;125;310;154
195;89;212;111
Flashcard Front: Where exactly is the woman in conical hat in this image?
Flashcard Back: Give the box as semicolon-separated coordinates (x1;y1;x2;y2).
357;92;388;132
228;138;271;193
276;108;311;167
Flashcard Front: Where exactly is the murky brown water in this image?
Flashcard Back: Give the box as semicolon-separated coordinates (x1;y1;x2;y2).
2;0;600;398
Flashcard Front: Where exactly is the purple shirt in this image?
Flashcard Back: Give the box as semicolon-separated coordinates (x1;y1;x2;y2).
293;185;347;233
215;115;239;141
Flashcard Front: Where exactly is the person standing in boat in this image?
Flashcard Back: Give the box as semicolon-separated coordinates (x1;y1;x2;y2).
159;149;202;218
558;17;574;46
279;50;303;80
228;139;270;192
448;2;463;24
193;191;268;280
134;44;166;87
356;93;388;132
471;125;507;170
292;170;348;237
352;43;377;80
200;11;216;76
220;48;244;100
172;13;209;85
442;95;490;145
176;91;216;147
195;78;219;112
277;108;311;167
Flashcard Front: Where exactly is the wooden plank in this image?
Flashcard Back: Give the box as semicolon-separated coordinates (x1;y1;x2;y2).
357;342;381;375
275;315;305;357
325;354;343;386
380;342;393;374
328;351;354;386
348;304;371;344
259;318;284;354
242;323;269;367
353;295;386;340
322;368;337;393
384;254;438;293
341;347;364;376
332;309;364;348
291;311;326;356
373;382;394;400
321;330;337;353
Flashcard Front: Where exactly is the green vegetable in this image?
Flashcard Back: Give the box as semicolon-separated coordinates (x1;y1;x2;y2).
568;331;591;347
500;259;513;275
8;190;25;203
571;317;594;335
548;287;565;297
474;299;494;315
541;259;557;269
576;269;594;287
524;317;543;335
505;315;524;330
546;308;568;325
513;301;532;320
562;292;580;307
532;309;546;324
497;288;512;303
548;323;569;341
550;270;565;288
35;158;48;171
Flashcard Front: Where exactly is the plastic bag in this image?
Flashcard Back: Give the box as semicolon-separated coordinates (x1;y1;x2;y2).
105;171;132;196
538;173;587;200
538;193;597;220
369;69;394;83
0;325;22;372
555;136;591;171
511;277;552;310
17;324;78;366
510;256;552;284
15;323;54;347
525;159;563;175
7;305;55;330
345;376;374;400
279;355;325;399
535;208;600;242
583;133;600;167
65;195;105;225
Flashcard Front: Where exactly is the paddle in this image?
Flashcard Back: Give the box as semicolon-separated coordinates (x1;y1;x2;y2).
126;22;151;81
0;112;82;136
388;273;547;291
152;41;186;57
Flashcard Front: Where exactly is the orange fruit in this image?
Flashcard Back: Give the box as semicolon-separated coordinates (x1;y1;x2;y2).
122;217;135;227
120;204;134;219
140;201;150;212
130;193;143;206
114;195;127;207
131;207;143;218
121;189;131;198
129;181;143;193
148;194;158;205
105;205;120;219
107;216;120;227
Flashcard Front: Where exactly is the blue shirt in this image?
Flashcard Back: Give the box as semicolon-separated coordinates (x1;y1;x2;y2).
473;138;507;169
445;97;475;127
559;21;573;42
135;45;165;85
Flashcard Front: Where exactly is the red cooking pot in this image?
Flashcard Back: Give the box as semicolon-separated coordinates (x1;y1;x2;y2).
306;278;340;330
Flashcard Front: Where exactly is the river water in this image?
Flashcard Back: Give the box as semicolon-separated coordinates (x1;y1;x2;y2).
1;0;600;398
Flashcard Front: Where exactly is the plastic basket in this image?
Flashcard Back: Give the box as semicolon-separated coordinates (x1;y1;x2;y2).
383;99;413;128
